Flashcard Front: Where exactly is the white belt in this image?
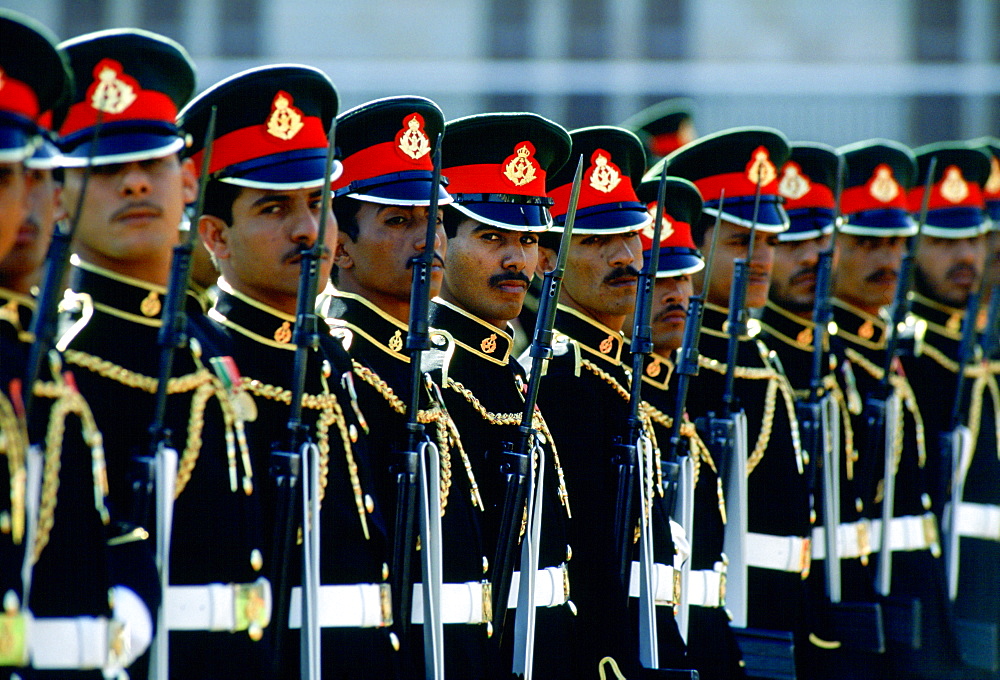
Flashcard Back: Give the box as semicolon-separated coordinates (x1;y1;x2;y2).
411;581;492;625
811;519;875;560
747;533;811;576
868;513;941;554
687;566;727;608
166;577;271;633
27;616;128;670
628;560;680;605
507;564;570;608
288;583;391;629
955;502;1000;542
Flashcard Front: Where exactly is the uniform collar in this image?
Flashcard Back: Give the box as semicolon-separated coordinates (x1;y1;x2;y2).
701;301;762;341
0;287;35;341
910;292;964;341
209;278;300;350
760;300;817;352
832;297;887;349
71;256;171;327
429;297;513;365
328;290;410;363
640;352;674;390
553;304;626;365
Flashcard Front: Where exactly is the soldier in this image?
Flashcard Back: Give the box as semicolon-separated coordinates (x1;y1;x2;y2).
627;176;746;680
422;112;575;678
40;30;274;679
661;127;818;677
978;139;1000;358
762;142;884;678
831;139;960;679
621;98;698;166
902;142;1000;678
530;126;690;678
321;95;487;678
181;65;396;678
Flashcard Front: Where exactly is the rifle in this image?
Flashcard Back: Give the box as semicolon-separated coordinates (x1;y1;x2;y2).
400;136;445;679
870;157;936;599
508;154;583;680
269;119;338;680
143;105;217;680
666;192;723;643
696;175;764;630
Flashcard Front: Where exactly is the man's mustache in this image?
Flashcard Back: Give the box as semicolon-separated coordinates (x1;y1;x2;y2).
110;200;163;222
488;271;531;288
653;303;687;322
604;265;641;284
946;263;978;281
866;267;898;284
789;265;817;286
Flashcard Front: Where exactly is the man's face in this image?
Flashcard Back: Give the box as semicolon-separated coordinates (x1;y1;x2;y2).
0;162;31;262
551;231;643;326
650;274;694;353
769;233;832;315
696;220;777;309
914;234;986;309
832;234;906;314
0;167;63;286
335;203;445;307
441;218;537;328
63;156;196;270
200;186;337;314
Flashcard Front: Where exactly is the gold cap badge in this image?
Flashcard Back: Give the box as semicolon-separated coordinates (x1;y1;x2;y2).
642;215;674;244
987;156;1000;195
868;164;900;204
746;146;777;186
939;166;969;204
778;162;810;200
397;113;431;161
89;59;138;114
266;91;305;141
589;150;622;194
503;142;539;187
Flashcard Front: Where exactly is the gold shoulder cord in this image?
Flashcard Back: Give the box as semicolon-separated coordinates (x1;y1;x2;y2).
0;389;27;545
823;374;858;481
843;347;927;470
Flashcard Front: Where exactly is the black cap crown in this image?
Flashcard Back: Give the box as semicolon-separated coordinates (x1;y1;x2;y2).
836;139;916;237
621;97;695;162
910;142;990;239
634;176;704;277
777;142;840;241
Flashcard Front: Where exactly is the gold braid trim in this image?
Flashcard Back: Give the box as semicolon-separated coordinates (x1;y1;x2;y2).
824;374;858;481
0;390;27;544
32;379;107;564
919;343;1000;377
580;359;630;400
533;413;571;518
697;355;779;380
844;347;927;469
63;350;210;394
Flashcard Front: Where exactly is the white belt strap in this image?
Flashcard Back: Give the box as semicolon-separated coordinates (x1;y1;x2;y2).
811;520;875;561
507;564;570;608
627;561;680;605
288;583;391;629
411;581;492;625
28;616;126;670
954;502;1000;542
686;567;727;608
747;533;811;575
166;577;271;633
868;513;940;554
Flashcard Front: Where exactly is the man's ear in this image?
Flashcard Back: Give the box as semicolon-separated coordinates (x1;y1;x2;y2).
535;246;557;278
179;157;198;205
334;232;354;271
199;214;230;261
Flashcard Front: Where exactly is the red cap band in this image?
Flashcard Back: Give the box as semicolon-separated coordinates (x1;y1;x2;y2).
907;165;985;212
0;67;40;121
191;114;327;177
640;206;696;250
841;163;910;214
59;58;177;136
550;148;639;217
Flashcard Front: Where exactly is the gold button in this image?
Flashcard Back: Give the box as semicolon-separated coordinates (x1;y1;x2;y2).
382;563;390;581
3;590;19;614
921;493;932;510
566;544;572;562
322;360;332;379
365;494;375;514
250;549;264;572
810;509;817;524
855;498;864;513
486;622;493;638
482;556;489;574
567;600;578;616
0;511;10;534
349;424;359;443
390;632;401;651
249;624;263;641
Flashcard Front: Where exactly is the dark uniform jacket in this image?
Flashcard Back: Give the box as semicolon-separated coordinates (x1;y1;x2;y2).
200;281;393;680
638;351;746;680
685;304;812;653
423;297;575;680
527;304;688;678
903;293;1000;676
322;290;488;680
832;297;960;679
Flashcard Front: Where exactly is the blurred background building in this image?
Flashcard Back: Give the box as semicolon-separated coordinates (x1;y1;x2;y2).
7;0;1000;147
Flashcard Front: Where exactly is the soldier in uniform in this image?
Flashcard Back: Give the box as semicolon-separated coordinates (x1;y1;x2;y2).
531;126;690;678
660;127;819;676
831;139;960;679
976;139;1000;358
902;142;1000;678
422;112;576;678
621;98;698;166
322;95;487;678
627;176;746;680
42;32;276;678
183;65;397;679
762;142;884;678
